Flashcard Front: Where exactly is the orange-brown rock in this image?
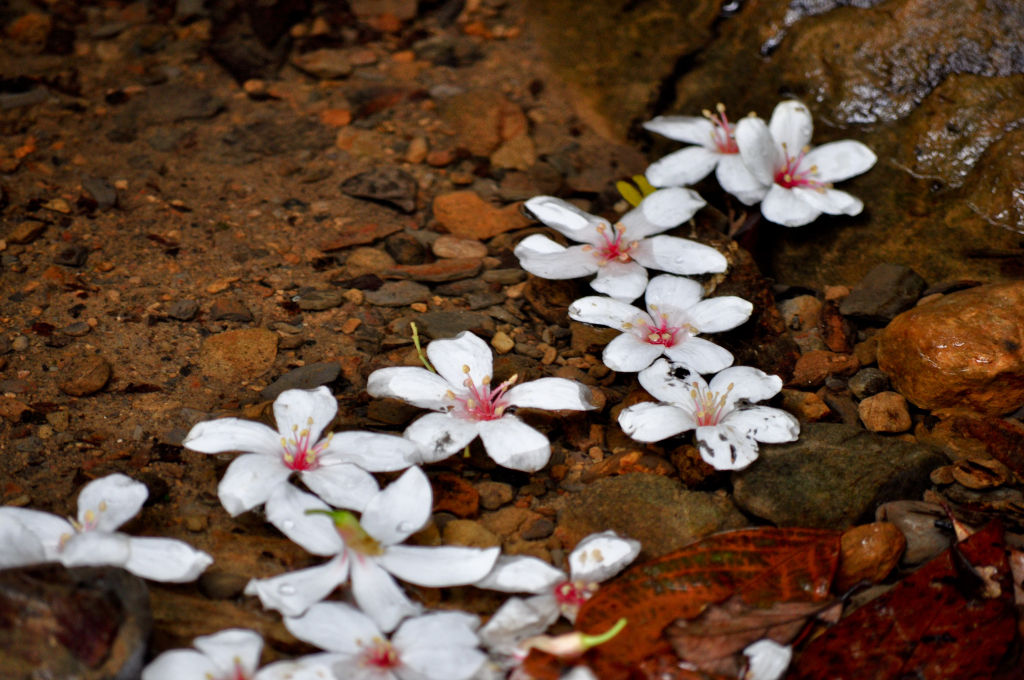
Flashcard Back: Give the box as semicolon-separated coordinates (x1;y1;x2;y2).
858;391;912;433
432;191;530;240
877;282;1024;415
787;350;859;388
835;522;906;591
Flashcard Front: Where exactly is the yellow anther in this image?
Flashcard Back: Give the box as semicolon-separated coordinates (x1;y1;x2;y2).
582;244;593;251
462;364;471;374
716;102;726;114
648;333;660;343
98;501;107;512
483;375;491;384
661;333;671;341
84;509;96;523
508;373;519;385
702;108;713;119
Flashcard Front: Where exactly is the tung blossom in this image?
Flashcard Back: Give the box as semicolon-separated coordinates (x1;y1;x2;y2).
183;386;421;517
734;100;877;227
284;602;486;680
0;473;212;582
619;359;799;471
367;331;594;472
568;274;752;374
644;104;766;205
514;189;726;302
244;466;499;632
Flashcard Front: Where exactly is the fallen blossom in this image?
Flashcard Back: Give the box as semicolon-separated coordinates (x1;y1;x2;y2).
0;473;212;582
644;104;766;205
143;628;264;680
183;386;421;515
367;331;594;472
742;639;793;680
284;601;486;680
734;100;877;227
244;466;499;631
619;359;799;470
514;190;725;302
568;274;751;373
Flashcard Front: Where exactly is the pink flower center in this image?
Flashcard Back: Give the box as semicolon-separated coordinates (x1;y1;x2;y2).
554;580;599;617
631;309;693;348
691;381;735;427
220;660;251;680
280;418;331;471
774;144;827;190
704;103;738;154
450;367;515;422
362;639;400;669
590;224;637;265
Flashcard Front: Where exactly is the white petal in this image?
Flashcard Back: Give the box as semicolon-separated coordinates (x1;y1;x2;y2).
285;601;380;654
255;654;343;680
711;366;783;408
0;514;48;568
218;452;292;516
366;367;452;411
477;416;551;472
475;555;566;593
0;507;73;560
265;484;344;555
61;531;131;568
793;186;863;216
427;331;493;388
123;536;212;582
663;336;735;374
193;629;264;676
602;332;664;373
245;555;349;617
513;238;599;279
402;645;486;680
350;557;422;633
804;140;876;183
768;100;814;156
568;296;646;331
725;406;800;444
636;358;703;404
645;146;719;187
569;531;641;583
618;402;694;442
479;596;560;656
506;378;594;412
76;473;147;532
404;412;480;462
744;639;793;680
320;431;420;472
361;466;431;546
301;464;380;512
143;650;218;680
183;418;283;456
695;423;760;471
523;196;607;246
689;296;753;333
644;274;704;312
643;115;715;145
735;116;780;186
394;610;481;651
618;187;707;238
716;153;769;206
273;387;338;444
631;235;727;276
760;184;821;227
590;260;649;302
380;545;500;587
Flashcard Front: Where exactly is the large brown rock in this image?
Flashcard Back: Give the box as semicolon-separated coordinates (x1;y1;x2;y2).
877;282;1024;415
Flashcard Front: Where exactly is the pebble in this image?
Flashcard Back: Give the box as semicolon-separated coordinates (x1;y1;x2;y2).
319;222;404;252
432;235;488;259
476;480;515;510
839;263;927;323
848;367;890;399
54;244;90;267
877;281;1024;415
732;423;947;529
405;136;428;163
58;355;111;396
787;350;859;388
295;289;346;311
166;298;199;321
390;258;483;283
365;280;430;307
198;571;248;600
440;89;528;156
875;500;952;566
857;391;912;433
442;519;501;549
385;232;427;264
199;328;277;383
340;167;418;213
260;362;342;401
8;220;46;244
431;473;480;518
432;190;530;240
779;388;832;422
11;335;29;351
344;247;397;277
491;331;515;354
490;133;536;171
81;177;118;211
778;294;823;331
208;298;253;322
481;268;526;285
61;322;92;337
416;311;495;339
834;522;906;591
291;48;353;79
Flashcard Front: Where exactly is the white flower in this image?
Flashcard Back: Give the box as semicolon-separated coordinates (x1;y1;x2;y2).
0;473;212;582
514;189;725;302
477;531;640;657
367;331;594;472
143;629;264;680
568;274;752;374
619;359;799;471
644;104;766;205
183;386;421;516
734;100;877;227
244;466;499;631
284;602;486;680
742;640;792;680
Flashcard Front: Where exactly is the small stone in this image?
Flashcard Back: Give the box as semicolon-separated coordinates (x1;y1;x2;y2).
295;289;346;311
8;220;46;244
405;136;428;163
43;198;72;214
61;322;91;337
876;500;951;566
365;280;430;307
779;388;831;422
54;244;90;267
385;232;427;265
45;410;69;431
835;522;906;592
416;310;495;339
183;514;208;532
491;331;515;354
476;481;515;510
426;148;456;167
198;571;248;600
778;295;823;331
58;355;111;396
432;473;480;518
490;133;536;170
432;191;530;240
440;89;528;157
291;48;353;79
260;362;342;401
432;235;488;259
200;328;277;383
166;299;199;321
81;177;118;211
858;391;912;433
391;258;483;283
481;268;526;285
521;517;555;540
839;263;927;323
848;367;890;399
208;298;252;322
340;167;417;213
11;335;29;351
788;350;859;388
442;519;501;549
319;222;404;252
344;247;397;277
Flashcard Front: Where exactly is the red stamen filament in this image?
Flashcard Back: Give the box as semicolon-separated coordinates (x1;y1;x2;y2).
554;580;599;616
774;144;827;190
451;366;516;421
587;224;636;265
703;103;738;154
691;382;734;427
638;313;686;348
362;639;400;669
280;418;331;471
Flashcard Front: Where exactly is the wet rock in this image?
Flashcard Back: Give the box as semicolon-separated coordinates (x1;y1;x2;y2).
291;48;353;79
199;328;277;383
834;522;906;592
555;474;748;559
432;191;530;240
439;90;528;157
59;355;111;396
208;298;252;322
788;350;859;388
848;367;890;399
857;391;912;433
340;167;417;213
838;264;927;324
0;565;150;680
166;299;199;321
877;282;1024;415
779;388;831;423
259;362;342;401
294;288;345;311
732;423;948;529
364;280;430;307
415;310;495;339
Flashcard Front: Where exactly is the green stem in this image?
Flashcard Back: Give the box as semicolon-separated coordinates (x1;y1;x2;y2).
580;618;628;651
411;322;435;373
